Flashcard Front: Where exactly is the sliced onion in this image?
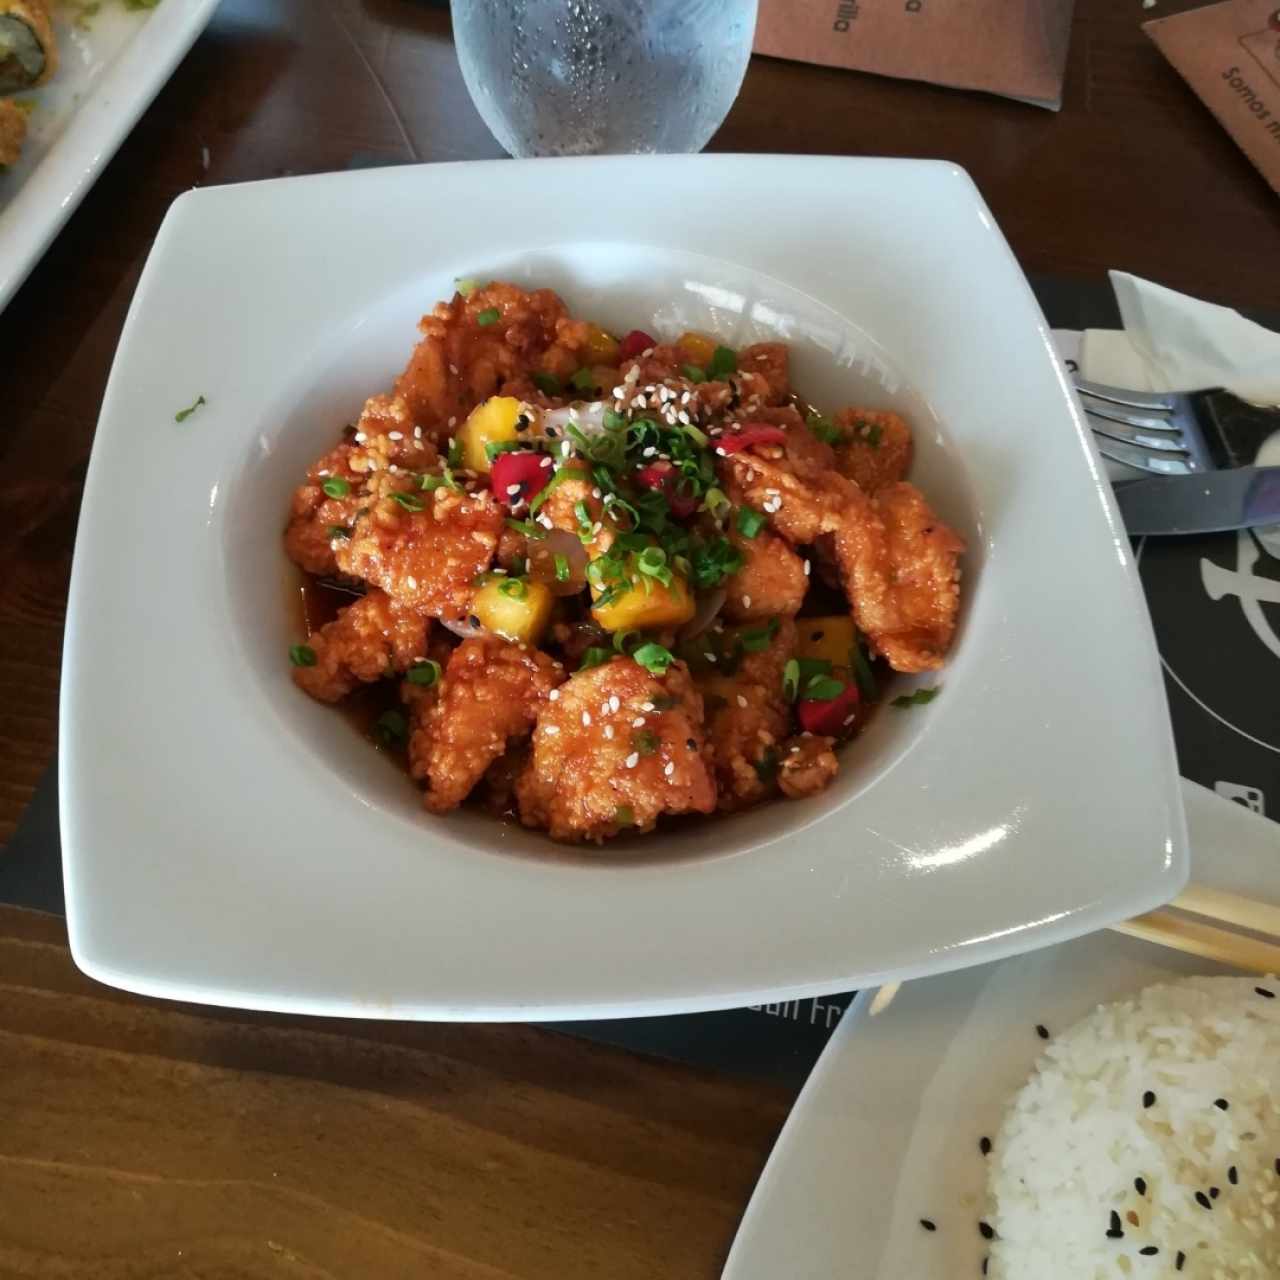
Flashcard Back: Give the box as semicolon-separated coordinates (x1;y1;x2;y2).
440;616;486;639
528;527;589;597
679;587;726;642
540;400;608;441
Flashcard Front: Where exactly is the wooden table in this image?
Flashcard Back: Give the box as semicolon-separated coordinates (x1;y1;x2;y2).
1;1;1277;1273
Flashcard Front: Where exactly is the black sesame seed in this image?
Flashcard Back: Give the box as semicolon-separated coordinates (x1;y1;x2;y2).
1209;1186;1219;1199
1108;1210;1123;1238
1276;1157;1280;1177
1139;1246;1159;1257
979;1221;994;1240
1134;1176;1147;1195
1255;986;1275;998
1228;1166;1238;1185
1195;1191;1212;1210
919;1219;937;1232
1214;1098;1229;1111
1036;1024;1050;1040
1175;1251;1186;1271
686;738;697;750
1142;1090;1156;1109
980;1136;993;1156
981;1260;988;1277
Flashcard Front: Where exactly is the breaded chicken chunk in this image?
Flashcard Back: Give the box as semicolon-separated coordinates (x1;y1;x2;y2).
395;283;588;439
735;342;790;403
720;424;963;673
536;464;616;560
778;735;839;800
833;408;913;495
722;527;808;623
409;637;565;814
701;619;796;811
516;657;715;842
293;588;428;703
338;481;503;620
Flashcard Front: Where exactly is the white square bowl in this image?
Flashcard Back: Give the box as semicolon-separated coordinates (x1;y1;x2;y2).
60;155;1186;1020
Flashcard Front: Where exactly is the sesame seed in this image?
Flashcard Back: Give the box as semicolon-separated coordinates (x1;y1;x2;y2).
1175;1252;1185;1271
548;689;559;700
742;595;752;608
705;653;717;663
1037;1025;1051;1040
388;431;403;441
1142;1090;1156;1108
980;1137;992;1156
843;714;856;725
624;752;639;769
1215;1098;1229;1110
414;426;422;439
582;711;592;726
609;696;620;712
1139;1246;1159;1257
664;761;674;777
978;1222;994;1241
406;576;417;589
681;391;692;404
507;484;523;496
1255;986;1275;998
1195;1192;1212;1210
449;364;458;374
919;1219;936;1232
677;410;691;425
604;725;614;739
642;446;657;457
1135;1177;1147;1195
633;717;646;728
1106;1210;1124;1239
592;488;603;499
1228;1166;1238;1185
544;724;559;735
389;464;399;473
1209;1186;1220;1199
686;738;696;750
540;456;553;468
803;561;811;576
736;695;748;709
633;396;648;409
448;416;457;427
641;702;655;711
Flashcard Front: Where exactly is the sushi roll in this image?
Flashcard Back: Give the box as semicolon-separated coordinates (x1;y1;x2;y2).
0;0;56;95
0;96;26;168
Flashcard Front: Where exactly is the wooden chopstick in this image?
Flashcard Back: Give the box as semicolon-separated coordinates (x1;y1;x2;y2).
1173;884;1280;939
1111;908;1280;976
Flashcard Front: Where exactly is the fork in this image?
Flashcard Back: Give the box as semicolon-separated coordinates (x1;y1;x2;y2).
1073;377;1212;476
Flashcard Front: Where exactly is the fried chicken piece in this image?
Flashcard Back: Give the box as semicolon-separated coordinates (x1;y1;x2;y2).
395;283;589;439
338;482;503;620
778;735;839;800
409;637;564;814
722;527;808;623
516;658;715;842
720;424;963;673
537;465;616;559
701;619;796;811
833;408;913;495
284;395;439;576
293;589;428;703
736;342;790;403
0;98;26;168
845;482;964;673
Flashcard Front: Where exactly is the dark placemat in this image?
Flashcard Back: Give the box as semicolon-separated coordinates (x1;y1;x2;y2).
4;274;1278;1087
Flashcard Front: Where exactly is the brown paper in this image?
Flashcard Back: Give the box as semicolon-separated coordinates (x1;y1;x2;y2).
1145;0;1280;196
752;0;1075;110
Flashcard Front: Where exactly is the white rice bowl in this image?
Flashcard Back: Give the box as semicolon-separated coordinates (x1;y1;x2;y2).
987;976;1280;1279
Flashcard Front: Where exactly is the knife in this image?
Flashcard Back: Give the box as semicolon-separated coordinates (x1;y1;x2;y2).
1114;466;1280;536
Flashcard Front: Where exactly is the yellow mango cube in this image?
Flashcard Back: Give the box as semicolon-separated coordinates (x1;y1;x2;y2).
795;616;857;670
592;572;695;633
459;396;524;474
676;331;717;367
471;576;554;645
584;324;621;366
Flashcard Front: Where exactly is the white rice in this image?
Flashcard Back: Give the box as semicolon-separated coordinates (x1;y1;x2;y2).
987;976;1280;1279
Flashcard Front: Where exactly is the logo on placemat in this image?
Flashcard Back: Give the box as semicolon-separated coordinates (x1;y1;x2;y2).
1214;780;1266;815
1139;531;1280;755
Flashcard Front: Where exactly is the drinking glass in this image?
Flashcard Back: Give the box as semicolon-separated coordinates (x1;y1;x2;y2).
452;0;759;157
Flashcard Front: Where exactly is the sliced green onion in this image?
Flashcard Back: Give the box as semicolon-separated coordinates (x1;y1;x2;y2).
390;491;425;512
753;748;779;783
327;525;351;539
553;553;570;582
892;686;939;708
703;487;731;521
322;477;350;499
504;517;538;537
707;346;737;378
374;709;409;747
498;578;528;599
850;636;878;700
632;729;659;755
579;647;612;671
806;413;846;446
574;499;593;537
174;394;206;423
533;371;563;397
796;657;833;684
485;440;522;462
636;545;672;587
529;464;582;516
613;629;640;655
447;436;464;467
570;367;597;392
681;363;706;383
614;804;635;827
289;644;317;668
736;507;766;539
682;423;709;447
603;407;628;431
407;659;442;686
476;307;500;326
782;658;800;701
650;694;680;711
632;642;675;675
455;277;484;298
739;618;779;653
804;675;846;702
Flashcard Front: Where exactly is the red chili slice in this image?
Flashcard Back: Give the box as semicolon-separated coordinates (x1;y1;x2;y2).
716;424;789;455
491;451;553;508
635;460;699;520
618;329;658;361
796;682;861;736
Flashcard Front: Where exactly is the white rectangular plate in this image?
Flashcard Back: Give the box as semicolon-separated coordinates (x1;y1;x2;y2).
60;155;1187;1020
0;0;218;312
